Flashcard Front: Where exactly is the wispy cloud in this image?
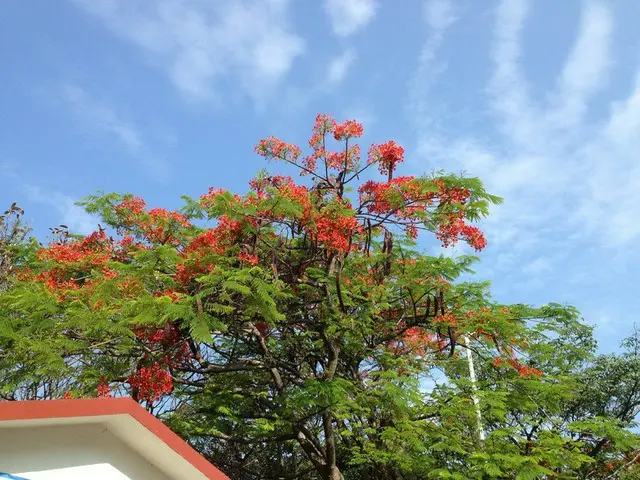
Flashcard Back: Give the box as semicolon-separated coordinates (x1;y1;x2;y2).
326;49;356;86
342;103;377;130
546;0;613;130
324;0;377;37
577;69;640;247
276;49;359;119
2;161;97;235
71;0;304;104
489;0;540;150
58;83;169;178
408;0;458;135
408;0;640;289
24;185;97;235
61;84;143;152
423;0;457;32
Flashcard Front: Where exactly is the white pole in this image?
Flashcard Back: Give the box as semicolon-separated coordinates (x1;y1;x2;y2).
464;334;485;443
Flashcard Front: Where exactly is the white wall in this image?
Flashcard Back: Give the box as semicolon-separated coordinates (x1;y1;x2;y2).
0;423;172;480
15;463;136;480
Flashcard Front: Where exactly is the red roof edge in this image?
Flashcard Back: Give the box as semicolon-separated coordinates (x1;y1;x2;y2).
0;398;229;480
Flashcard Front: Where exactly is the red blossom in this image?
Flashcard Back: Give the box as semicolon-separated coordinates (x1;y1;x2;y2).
34;230;115;293
369;141;405;176
493;357;543;378
406;225;418;239
114;197;190;245
132;324;190;364
238;252;259;265
185;216;243;259
434;312;457;326
333;119;364;141
312;113;336;137
128;363;173;403
200;187;226;209
311;209;361;253
255;137;302;162
142;208;190;244
358;176;429;215
115;196;146;216
436;216;487;251
325;144;361;171
97;378;112;398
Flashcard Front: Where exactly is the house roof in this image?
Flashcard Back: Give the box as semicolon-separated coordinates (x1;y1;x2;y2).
0;398;229;480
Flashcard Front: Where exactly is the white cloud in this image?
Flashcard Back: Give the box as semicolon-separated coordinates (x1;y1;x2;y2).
489;0;541;150
326;49;356;86
521;256;553;277
423;0;457;32
275;49;359;118
71;0;304;103
324;0;377;37
61;84;143;153
605;72;640;144
408;0;640;289
58;84;169;177
547;0;613;130
408;0;459;135
24;186;97;235
342;104;377;130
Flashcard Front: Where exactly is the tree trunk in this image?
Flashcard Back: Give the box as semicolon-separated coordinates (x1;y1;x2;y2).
325;466;344;480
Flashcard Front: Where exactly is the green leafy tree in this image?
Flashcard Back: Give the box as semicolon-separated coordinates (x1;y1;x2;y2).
0;115;638;479
0;203;30;290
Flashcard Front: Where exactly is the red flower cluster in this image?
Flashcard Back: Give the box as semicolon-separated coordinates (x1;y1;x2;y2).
493;357;543;378
133;323;190;364
310;113;336;141
199;187;225;209
127;363;173;403
153;289;181;302
431;182;487;250
261;114;366;177
38;230;110;264
302;114;337;175
333;119;364;141
436;216;487;251
186;216;243;255
185;229;223;255
255;136;302;162
400;327;448;356
174;213;246;286
238;252;259;265
313;211;361;253
97;377;112;398
115;197;190;245
115;196;146;216
259;176;312;221
435;181;471;205
358;176;430;215
325;144;361;171
35;230;116;293
358;175;488;250
434;312;457;326
143;208;190;244
175;259;215;286
369;141;405;176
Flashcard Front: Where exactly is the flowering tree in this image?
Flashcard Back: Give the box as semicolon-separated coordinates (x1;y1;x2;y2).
0;204;30;291
1;115;638;479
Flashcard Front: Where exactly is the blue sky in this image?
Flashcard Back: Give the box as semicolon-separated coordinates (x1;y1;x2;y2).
2;0;639;353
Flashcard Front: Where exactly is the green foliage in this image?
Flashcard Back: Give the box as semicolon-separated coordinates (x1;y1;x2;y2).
0;124;638;480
